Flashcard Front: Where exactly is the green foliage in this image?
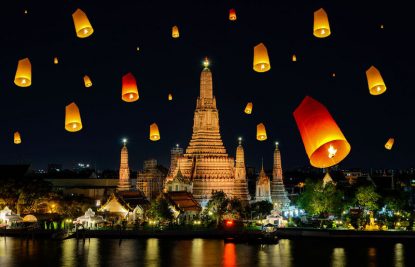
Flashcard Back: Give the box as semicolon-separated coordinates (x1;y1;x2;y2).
296;179;343;217
146;195;173;223
249;200;273;219
355;186;380;212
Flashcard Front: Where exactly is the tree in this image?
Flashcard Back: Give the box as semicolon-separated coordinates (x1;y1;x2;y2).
249;201;273;219
205;191;229;225
146;195;173;223
355;186;380;212
296;179;343;217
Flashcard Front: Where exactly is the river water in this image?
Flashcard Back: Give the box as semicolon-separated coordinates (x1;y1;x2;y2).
0;237;414;266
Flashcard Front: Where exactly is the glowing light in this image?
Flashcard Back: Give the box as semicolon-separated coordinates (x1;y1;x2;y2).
225;220;234;227
203;57;210;68
328;145;337;158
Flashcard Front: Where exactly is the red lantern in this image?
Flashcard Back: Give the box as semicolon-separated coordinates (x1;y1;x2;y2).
121;72;139;102
229;9;237;21
293;96;351;168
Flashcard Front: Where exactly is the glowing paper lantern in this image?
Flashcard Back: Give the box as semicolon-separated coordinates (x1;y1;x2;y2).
366;66;386;95
14;132;21;144
121;73;139;102
313;8;331;38
253;43;270;72
293;96;351;168
14;58;32;87
385;138;394;150
244;102;253;114
168;93;173;101
84;75;92;87
54;57;59;64
72;9;94;38
150;123;160;141
65;102;83;132
256;123;267;141
172;26;180;38
229;9;237;21
292;54;297;62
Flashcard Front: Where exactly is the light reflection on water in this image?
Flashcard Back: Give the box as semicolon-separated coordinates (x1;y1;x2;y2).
0;237;414;267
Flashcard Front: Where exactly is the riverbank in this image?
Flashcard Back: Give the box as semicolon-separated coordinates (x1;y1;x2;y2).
3;227;415;241
276;227;415;241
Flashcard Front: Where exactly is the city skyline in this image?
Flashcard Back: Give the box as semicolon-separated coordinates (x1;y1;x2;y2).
1;1;413;171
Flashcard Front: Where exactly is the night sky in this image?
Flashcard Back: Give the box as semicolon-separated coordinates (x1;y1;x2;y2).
0;1;414;171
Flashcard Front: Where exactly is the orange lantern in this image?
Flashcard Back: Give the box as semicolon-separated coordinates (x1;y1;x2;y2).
253;43;270;72
292;54;297;62
385;138;394;150
65;102;83;132
256;123;267;141
168;93;173;101
84;75;92;87
313;8;331;38
72;9;94;38
293;96;351;168
229;9;237;21
14;58;31;87
54;57;59;64
14;132;21;144
366;66;386;95
150;123;160;141
172;26;180;38
121;73;139;102
244;102;253;114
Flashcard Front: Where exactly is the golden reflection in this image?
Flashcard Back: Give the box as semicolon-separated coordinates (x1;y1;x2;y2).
332;248;346;267
394;243;404;267
368;247;377;267
223;243;236;267
61;239;76;267
191;238;204;266
145;238;159;267
85;239;100;266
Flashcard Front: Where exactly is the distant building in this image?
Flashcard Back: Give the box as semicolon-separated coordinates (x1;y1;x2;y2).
255;162;272;203
165;168;193;193
136;159;168;201
117;141;132;192
270;143;290;211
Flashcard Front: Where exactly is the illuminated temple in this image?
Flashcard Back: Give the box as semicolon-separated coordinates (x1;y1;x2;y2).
167;59;250;205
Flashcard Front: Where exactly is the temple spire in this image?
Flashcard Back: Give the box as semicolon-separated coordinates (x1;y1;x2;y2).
199;57;213;100
234;137;250;203
271;142;290;211
117;138;132;191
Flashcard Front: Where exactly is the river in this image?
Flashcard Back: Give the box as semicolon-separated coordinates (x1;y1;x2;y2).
0;237;414;266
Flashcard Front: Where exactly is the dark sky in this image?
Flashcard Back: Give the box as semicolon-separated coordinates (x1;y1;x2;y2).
0;1;414;171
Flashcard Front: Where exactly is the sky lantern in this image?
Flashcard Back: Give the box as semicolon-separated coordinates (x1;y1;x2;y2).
253;43;271;72
313;8;331;38
121;73;139;102
244;102;253;114
14;58;32;87
72;9;94;38
84;75;92;87
172;26;180;38
292;54;297;62
54;57;59;64
385;138;394;150
293;96;351;168
229;9;237;21
65;102;83;132
366;66;386;95
256;123;267;141
168;93;173;101
150;123;160;141
14;132;21;144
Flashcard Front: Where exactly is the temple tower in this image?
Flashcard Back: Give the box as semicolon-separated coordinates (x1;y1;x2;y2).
169;144;183;175
117;139;132;191
255;161;272;202
271;142;290;210
167;58;235;205
233;138;251;204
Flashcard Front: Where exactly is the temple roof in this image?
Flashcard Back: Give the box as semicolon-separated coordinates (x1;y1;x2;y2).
164;191;201;212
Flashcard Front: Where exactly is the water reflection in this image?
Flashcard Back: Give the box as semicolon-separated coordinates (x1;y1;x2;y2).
223;243;236;267
394;243;404;267
332;248;346;267
368;247;377;267
0;237;412;267
145;238;159;267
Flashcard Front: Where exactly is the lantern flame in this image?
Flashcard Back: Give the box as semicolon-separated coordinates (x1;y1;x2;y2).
328;145;337;158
